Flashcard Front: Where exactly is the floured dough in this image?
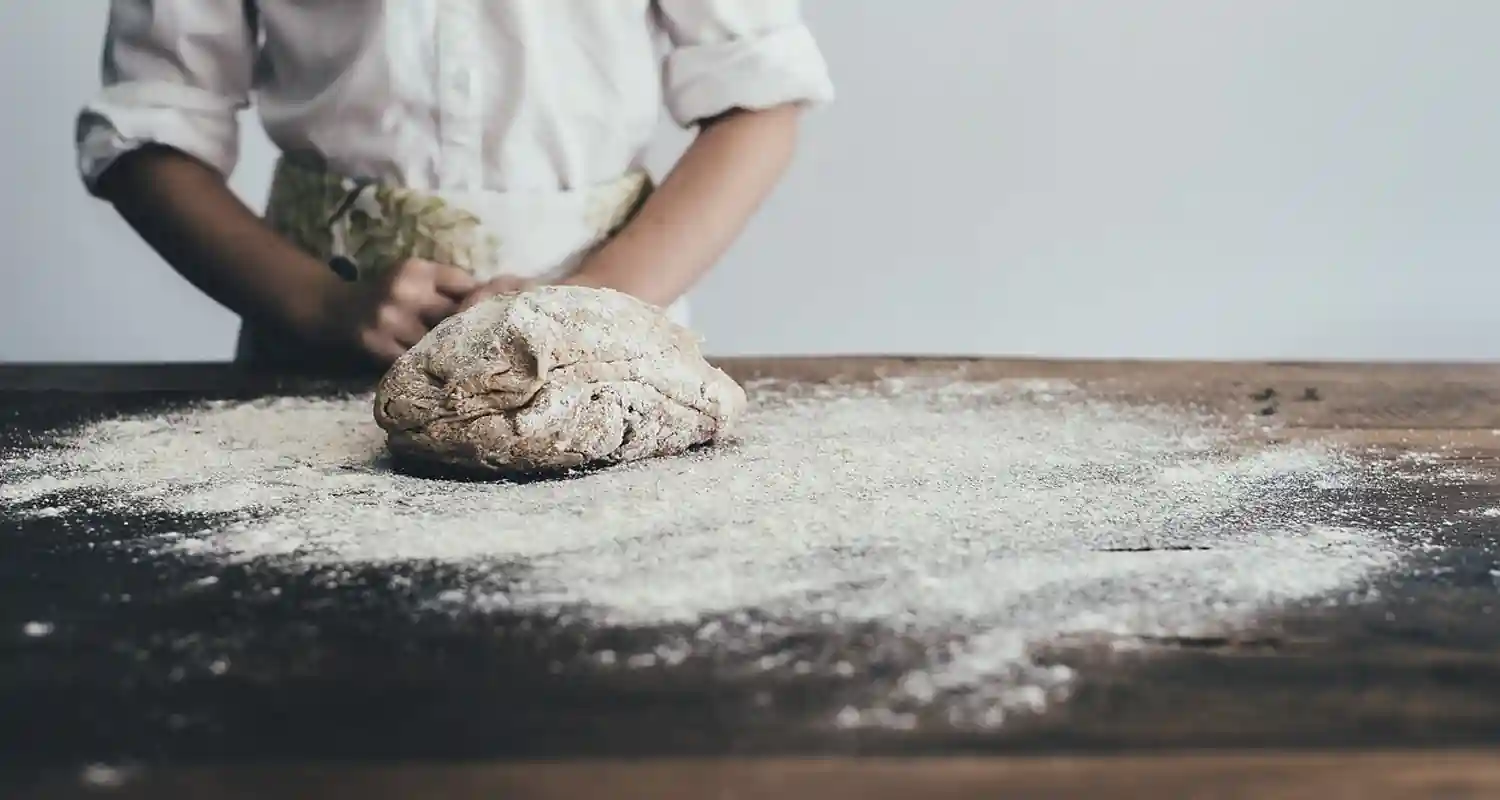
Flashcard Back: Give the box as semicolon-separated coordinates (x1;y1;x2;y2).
373;285;747;477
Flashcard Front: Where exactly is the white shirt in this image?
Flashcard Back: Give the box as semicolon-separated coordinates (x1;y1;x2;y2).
76;0;834;195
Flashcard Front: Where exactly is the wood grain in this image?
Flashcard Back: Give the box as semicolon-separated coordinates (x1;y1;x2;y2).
15;751;1500;800
7;357;1500;428
4;359;1500;798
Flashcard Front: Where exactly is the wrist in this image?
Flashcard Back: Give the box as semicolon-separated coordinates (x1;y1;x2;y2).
557;269;607;292
562;251;671;306
279;262;353;347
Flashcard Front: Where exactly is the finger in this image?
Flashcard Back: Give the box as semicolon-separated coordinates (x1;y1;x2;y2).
385;257;435;288
391;320;431;349
465;276;535;310
456;286;501;315
377;305;432;349
358;331;407;367
390;258;478;300
431;263;481;300
415;292;462;328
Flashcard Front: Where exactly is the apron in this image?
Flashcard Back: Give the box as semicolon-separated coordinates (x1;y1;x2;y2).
237;155;688;369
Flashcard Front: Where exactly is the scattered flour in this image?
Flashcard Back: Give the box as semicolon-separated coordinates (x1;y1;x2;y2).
0;378;1401;728
78;763;134;789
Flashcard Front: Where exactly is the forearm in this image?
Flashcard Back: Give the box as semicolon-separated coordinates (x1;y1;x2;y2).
566;104;803;307
96;146;341;340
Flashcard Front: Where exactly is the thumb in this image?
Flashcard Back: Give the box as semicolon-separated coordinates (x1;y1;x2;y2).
429;263;481;300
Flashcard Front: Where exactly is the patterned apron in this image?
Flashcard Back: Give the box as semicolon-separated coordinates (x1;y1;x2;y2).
236;155;686;368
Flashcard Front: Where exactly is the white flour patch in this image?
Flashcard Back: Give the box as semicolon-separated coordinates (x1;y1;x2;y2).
0;379;1402;729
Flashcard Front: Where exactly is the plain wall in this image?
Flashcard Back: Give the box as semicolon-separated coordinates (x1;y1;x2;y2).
4;1;1498;363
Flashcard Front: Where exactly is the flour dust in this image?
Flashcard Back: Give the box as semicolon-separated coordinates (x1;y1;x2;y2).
1;378;1403;729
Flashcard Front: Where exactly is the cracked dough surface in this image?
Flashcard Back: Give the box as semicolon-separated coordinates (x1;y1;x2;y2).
373;285;747;477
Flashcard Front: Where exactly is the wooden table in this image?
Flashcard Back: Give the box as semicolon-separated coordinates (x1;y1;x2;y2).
4;358;1500;799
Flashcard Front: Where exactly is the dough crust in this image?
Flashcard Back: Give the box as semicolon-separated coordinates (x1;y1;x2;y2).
373;286;746;477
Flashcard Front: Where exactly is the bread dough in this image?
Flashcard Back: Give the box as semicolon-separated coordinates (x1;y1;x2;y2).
373;285;747;477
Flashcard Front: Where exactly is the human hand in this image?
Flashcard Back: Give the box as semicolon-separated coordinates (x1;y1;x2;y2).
315;257;479;365
456;275;537;314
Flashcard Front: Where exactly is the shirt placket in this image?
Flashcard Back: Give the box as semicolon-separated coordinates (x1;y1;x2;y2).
434;1;485;190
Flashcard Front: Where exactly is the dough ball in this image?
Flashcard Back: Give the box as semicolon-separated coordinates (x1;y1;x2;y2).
373;285;747;477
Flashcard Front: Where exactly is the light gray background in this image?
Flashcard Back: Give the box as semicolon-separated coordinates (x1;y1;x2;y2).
3;1;1497;363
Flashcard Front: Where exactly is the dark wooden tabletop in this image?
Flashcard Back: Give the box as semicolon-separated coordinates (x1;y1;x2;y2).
4;359;1500;799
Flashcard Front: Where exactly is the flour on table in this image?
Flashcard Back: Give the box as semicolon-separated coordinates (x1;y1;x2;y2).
374;285;745;476
0;378;1403;729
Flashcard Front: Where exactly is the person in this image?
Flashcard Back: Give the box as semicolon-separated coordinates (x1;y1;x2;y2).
76;2;833;372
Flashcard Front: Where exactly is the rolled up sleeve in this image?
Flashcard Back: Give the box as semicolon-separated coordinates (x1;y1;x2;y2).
654;0;835;128
76;0;256;195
